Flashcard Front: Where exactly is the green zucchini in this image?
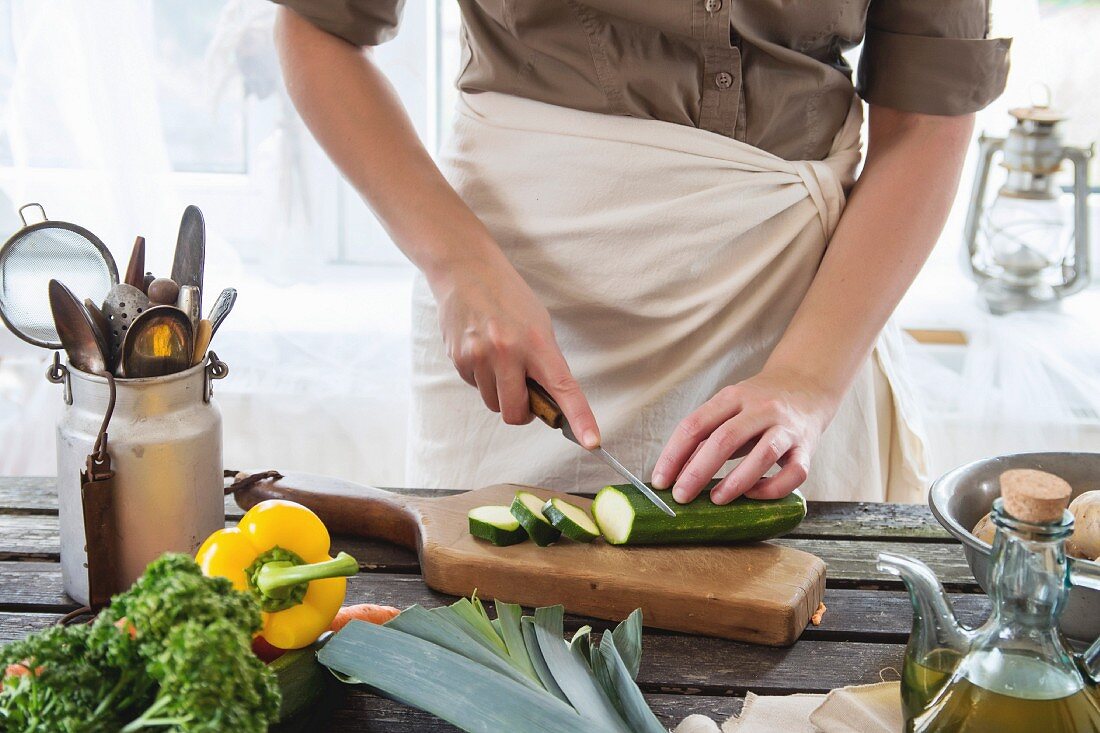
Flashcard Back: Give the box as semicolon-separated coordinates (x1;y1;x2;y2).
270;639;332;723
468;505;529;546
509;492;561;546
591;483;806;546
541;498;600;542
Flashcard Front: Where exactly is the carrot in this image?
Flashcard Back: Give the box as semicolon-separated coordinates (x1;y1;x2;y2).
329;603;400;632
1;660;43;689
114;617;137;640
810;602;827;626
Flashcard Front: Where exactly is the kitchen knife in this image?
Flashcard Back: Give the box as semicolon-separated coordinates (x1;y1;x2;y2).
526;379;676;516
171;205;205;316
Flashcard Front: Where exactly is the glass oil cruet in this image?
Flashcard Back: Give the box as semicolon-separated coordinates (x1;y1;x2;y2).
879;468;1100;733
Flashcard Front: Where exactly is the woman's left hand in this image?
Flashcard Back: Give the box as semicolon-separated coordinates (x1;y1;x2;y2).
651;367;843;505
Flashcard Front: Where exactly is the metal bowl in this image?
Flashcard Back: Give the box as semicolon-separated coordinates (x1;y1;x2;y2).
928;452;1100;641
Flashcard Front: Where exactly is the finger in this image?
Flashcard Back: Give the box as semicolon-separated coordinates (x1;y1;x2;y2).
528;350;600;449
670;411;771;504
743;447;811;500
496;360;532;425
652;387;744;490
472;362;500;413
711;429;796;504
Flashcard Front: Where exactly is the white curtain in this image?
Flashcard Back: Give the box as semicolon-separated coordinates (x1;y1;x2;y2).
0;0;413;485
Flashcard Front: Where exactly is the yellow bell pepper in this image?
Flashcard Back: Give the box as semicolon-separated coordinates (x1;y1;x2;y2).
196;499;358;650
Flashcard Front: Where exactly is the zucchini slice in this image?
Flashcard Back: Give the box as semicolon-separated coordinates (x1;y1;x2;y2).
468;505;529;546
592;483;806;546
509;492;561;546
541;498;600;543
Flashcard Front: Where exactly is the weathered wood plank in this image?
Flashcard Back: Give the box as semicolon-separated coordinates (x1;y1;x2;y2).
637;637;904;695
0;479;953;540
796;501;951;541
0;512;980;589
0;611;64;643
0;562;993;642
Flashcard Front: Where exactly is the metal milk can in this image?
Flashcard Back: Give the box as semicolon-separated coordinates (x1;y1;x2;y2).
51;357;228;605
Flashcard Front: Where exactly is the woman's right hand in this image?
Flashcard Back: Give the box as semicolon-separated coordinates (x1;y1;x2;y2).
431;260;601;449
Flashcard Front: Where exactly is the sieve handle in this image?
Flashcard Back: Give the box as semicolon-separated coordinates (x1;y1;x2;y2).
18;203;46;226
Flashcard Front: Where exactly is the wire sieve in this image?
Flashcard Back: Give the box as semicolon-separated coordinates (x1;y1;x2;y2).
0;203;118;349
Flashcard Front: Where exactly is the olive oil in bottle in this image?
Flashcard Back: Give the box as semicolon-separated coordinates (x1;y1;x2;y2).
911;651;1100;733
900;647;961;722
882;470;1100;733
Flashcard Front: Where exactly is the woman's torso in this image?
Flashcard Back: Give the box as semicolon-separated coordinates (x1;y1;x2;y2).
277;0;1007;161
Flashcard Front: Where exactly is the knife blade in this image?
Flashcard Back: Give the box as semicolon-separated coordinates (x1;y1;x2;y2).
171;205;205;315
526;379;676;517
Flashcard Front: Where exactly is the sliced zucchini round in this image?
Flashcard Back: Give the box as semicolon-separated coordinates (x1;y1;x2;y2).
468;505;528;546
509;492;561;546
541;498;600;543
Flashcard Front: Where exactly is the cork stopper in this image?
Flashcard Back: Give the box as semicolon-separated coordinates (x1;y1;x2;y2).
999;469;1072;523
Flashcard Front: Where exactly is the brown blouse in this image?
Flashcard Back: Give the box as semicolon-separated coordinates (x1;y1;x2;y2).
275;0;1011;161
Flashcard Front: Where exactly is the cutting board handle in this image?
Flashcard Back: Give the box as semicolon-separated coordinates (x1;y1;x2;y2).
231;471;420;549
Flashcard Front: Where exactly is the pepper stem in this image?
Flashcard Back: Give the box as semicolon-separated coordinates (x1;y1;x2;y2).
256;551;359;595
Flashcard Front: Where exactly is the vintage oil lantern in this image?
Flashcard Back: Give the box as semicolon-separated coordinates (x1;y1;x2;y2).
963;99;1093;314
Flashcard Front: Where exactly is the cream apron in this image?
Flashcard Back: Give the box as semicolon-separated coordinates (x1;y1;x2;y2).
407;91;928;502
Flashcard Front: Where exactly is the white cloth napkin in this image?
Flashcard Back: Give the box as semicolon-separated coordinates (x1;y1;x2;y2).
673;682;904;733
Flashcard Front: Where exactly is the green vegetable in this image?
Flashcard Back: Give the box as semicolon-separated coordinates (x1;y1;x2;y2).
268;639;332;723
469;505;529;546
592;483;807;545
0;553;280;733
317;596;659;733
541;498;601;542
0;623;148;732
510;492;561;546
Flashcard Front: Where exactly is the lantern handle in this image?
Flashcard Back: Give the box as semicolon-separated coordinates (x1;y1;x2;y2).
962;134;1005;284
1029;83;1053;111
1054;143;1094;298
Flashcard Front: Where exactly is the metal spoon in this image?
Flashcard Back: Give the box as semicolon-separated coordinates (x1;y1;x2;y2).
48;280;107;374
206;287;237;338
101;283;152;365
120;306;194;378
83;298;113;371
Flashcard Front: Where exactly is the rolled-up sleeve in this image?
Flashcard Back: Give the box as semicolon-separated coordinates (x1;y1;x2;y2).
271;0;406;47
856;0;1011;115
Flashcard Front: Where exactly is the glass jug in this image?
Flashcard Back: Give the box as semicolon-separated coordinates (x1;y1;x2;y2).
879;497;1100;732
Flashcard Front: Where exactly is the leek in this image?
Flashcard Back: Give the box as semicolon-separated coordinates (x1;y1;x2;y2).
317;596;663;733
319;622;600;733
598;634;666;733
532;607;632;733
521;616;569;703
611;609;643;679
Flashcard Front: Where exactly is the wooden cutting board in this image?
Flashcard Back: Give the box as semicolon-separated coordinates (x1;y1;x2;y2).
233;472;826;646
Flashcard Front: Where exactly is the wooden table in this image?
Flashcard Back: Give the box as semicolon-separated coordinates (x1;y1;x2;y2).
0;477;991;731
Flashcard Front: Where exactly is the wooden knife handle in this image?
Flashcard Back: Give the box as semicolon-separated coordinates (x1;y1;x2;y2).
124;236;146;290
526;379;563;430
231;471;421;550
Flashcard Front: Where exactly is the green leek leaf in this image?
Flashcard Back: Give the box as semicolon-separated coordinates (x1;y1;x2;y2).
449;597;509;654
520;616;569;703
319;622;611;733
612;609;643;680
495;602;539;682
532;607;631;733
387;606;535;689
599;634;666;733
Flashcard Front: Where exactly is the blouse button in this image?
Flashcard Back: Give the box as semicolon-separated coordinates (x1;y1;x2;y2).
715;72;733;90
704;0;722;12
